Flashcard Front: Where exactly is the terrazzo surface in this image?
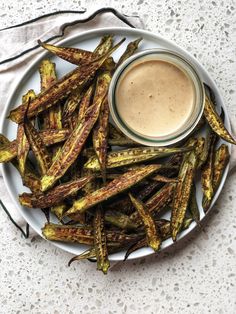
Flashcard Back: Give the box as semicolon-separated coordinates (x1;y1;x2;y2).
0;0;236;313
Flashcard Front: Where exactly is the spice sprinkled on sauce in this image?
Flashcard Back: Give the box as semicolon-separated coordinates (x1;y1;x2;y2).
115;60;195;137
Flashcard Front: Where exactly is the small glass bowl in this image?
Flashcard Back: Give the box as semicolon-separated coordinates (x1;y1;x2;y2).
108;49;205;146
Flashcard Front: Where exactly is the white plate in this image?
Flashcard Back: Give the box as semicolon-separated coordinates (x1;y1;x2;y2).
0;27;231;261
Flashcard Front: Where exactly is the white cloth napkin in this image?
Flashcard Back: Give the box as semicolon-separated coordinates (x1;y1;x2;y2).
0;6;144;237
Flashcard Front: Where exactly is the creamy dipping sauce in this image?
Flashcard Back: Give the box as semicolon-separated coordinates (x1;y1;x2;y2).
115;60;196;137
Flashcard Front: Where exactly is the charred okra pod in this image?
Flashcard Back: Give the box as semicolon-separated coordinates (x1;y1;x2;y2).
65;164;162;217
124;218;193;260
9;38;125;124
201;133;217;211
84;146;192;171
19;176;93;208
171;149;198;241
78;83;94;121
24;104;52;175
129;193;161;251
38;35;113;65
93;207;110;274
204;95;236;144
189;184;200;224
92;71;112;182
41;86;108;191
0;129;70;163
213;144;230;193
116;38;142;68
17;89;36;175
42;223;143;246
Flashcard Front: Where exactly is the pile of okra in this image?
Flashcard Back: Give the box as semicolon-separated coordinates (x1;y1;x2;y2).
0;35;234;274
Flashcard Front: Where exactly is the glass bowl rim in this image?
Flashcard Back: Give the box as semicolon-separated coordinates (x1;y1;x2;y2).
108;48;205;146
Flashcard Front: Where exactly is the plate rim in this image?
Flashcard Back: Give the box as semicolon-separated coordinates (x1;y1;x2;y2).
0;26;231;261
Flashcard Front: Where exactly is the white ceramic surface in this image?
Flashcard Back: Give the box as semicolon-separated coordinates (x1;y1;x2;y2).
0;27;231;261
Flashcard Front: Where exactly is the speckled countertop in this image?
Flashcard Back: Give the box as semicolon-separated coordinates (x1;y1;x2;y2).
0;1;236;313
